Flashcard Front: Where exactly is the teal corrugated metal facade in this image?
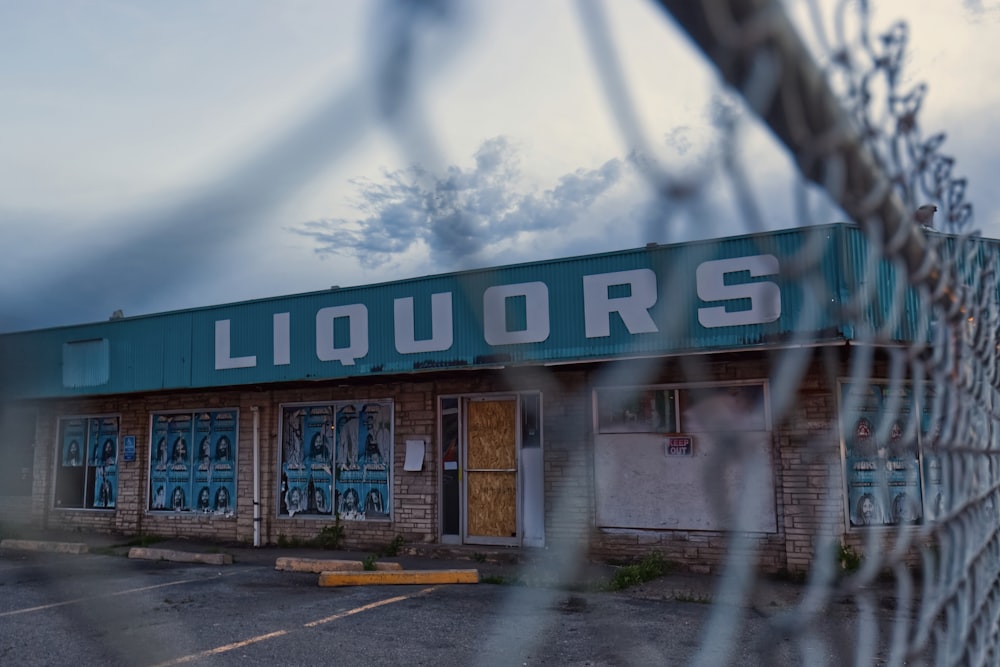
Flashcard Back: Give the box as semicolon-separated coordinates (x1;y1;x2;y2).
0;224;962;399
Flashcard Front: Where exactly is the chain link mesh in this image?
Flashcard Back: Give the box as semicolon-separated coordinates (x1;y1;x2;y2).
1;1;995;664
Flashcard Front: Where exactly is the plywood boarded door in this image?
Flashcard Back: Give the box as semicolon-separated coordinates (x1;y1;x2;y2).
465;398;518;545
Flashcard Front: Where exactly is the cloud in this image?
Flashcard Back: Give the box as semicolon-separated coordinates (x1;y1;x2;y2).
295;136;625;268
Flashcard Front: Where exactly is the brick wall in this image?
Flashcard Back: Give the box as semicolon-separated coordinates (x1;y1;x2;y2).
5;350;927;573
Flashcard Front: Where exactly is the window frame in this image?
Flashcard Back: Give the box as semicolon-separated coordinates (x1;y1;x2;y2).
146;408;239;515
53;414;120;511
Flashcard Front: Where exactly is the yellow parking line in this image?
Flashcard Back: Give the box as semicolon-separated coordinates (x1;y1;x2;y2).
152;587;439;666
151;630;291;666
0;574;231;618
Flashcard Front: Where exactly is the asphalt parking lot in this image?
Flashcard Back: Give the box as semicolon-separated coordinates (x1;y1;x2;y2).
0;537;895;666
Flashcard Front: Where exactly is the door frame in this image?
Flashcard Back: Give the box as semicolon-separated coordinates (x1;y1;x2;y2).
438;392;543;547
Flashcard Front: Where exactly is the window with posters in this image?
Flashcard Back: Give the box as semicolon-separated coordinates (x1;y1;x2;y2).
148;410;238;514
840;381;939;528
279;401;392;520
54;415;119;510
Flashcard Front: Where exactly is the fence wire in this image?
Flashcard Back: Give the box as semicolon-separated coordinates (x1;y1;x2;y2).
640;1;990;665
1;1;996;665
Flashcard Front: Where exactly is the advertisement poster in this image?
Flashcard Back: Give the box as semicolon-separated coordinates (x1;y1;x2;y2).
841;382;925;527
149;410;238;513
279;401;391;520
61;419;86;468
90;417;118;509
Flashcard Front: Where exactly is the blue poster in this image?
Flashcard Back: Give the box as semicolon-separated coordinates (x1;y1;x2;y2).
61;426;84;467
280;401;392;520
94;467;116;508
149;410;238;513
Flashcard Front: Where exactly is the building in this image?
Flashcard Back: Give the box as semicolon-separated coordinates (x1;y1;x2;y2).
0;223;964;572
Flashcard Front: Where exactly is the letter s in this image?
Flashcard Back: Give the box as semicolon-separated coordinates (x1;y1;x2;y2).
696;255;781;328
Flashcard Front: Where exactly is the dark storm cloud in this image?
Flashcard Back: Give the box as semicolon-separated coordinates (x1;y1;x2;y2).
295;136;624;268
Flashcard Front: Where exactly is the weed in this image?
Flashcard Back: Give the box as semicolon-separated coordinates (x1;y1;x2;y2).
472;552;487;563
381;534;406;557
481;575;507;585
674;591;712;604
118;534;165;548
312;515;345;550
606;551;670;591
837;542;862;573
362;554;378;571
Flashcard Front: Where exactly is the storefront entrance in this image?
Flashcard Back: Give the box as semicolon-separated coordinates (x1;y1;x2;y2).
440;393;543;547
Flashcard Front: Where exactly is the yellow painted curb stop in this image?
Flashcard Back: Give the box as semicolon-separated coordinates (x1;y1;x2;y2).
318;569;480;587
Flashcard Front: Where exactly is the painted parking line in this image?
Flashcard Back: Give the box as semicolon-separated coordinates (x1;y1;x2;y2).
151;586;440;667
0;572;238;618
303;587;438;627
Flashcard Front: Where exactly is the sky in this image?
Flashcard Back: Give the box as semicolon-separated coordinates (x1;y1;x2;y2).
1;0;998;332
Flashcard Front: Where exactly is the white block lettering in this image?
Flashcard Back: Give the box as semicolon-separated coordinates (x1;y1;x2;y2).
582;269;659;338
316;304;369;366
696;255;781;328
483;282;550;345
394;292;454;354
214;319;257;370
273;312;290;366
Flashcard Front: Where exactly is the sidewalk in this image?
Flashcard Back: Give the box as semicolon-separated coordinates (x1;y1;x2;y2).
0;526;812;609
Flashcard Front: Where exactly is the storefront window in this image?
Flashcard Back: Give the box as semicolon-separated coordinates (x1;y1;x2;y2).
279;400;392;520
55;415;119;509
595;383;767;434
148;410;238;514
595;388;676;433
592;381;774;533
840;382;928;528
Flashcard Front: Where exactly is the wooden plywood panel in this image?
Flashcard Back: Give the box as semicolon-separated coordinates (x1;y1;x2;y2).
467;471;517;538
467;400;516;469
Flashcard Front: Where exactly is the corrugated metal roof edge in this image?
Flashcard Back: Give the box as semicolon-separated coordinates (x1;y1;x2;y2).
6;337;853;402
0;222;858;338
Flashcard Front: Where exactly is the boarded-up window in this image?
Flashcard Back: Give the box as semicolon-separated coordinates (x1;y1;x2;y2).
62;339;109;388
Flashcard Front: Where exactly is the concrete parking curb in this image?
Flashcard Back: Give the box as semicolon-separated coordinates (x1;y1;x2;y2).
275;557;403;573
1;539;89;555
318;569;480;586
128;547;232;565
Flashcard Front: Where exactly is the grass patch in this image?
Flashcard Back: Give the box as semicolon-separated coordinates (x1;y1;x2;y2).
606;552;670;591
276;523;345;550
312;521;346;550
380;535;406;557
116;534;166;548
674;591;712;603
837;542;862;573
481;574;507;585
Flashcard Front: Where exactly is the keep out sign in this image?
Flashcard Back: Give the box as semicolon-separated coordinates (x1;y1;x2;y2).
665;437;693;457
